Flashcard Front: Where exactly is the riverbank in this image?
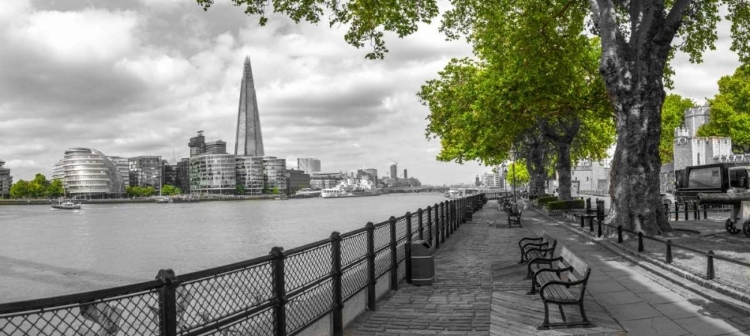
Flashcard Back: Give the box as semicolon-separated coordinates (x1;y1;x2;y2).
0;194;287;205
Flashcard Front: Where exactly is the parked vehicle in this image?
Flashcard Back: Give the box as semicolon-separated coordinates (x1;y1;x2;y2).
675;163;750;203
660;192;676;205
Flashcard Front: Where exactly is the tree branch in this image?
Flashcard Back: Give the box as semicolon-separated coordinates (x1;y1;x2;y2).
661;0;693;42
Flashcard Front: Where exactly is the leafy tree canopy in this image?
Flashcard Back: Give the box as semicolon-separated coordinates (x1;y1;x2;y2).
505;160;530;186
161;184;181;196
698;65;750;153
661;94;696;163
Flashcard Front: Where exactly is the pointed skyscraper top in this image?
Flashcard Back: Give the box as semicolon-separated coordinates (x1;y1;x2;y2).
235;56;265;156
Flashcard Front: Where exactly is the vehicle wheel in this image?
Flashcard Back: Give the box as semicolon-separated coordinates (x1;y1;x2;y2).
744;221;750;238
726;219;740;234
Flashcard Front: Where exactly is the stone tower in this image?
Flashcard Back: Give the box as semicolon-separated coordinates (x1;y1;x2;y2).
235;56;265;157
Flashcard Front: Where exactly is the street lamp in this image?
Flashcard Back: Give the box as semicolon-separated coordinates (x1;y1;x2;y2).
509;146;517;201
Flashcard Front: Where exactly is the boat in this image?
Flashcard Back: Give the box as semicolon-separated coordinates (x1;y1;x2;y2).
172;195;200;203
51;201;81;210
444;189;461;199
154;196;172;204
291;188;322;198
321;177;380;198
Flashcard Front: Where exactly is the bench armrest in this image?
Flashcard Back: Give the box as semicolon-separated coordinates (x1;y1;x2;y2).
524;246;554;260
521;241;548;251
518;237;543;247
532;266;573;284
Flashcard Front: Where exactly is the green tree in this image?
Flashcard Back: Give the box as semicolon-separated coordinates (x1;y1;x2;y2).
698;65;750;153
236;184;246;195
10;180;29;199
660;94;696;163
201;0;750;234
161;184;181;196
47;179;65;198
271;187;279;194
505;161;530;187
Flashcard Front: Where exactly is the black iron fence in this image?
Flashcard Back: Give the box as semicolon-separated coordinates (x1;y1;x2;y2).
0;194;484;336
560;200;750;299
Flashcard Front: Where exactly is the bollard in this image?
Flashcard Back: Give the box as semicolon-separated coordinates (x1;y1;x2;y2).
270;247;287;336
706;251;715;280
684;202;689;221
675;202;679;221
637;232;644;252
703;204;707;219
365;222;376;311
589;216;594;232
580;215;585;228
617;225;623;243
666;240;673;264
693;201;698;220
597;220;602;238
330;232;343;336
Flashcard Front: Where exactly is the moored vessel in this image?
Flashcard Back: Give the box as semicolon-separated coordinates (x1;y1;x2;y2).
51;200;81;210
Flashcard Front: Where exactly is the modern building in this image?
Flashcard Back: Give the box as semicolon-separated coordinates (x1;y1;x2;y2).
108;156;130;187
297;158;321;174
404;169;408;179
390;164;397;179
176;158;191;194
236;156;264;195
51;160;64;182
310;172;345;190
190;154;237;194
129;156;162;191
357;168;378;186
286;169;311;195
62;148;126;198
206;140;227;155
263;156;287;193
163;162;178;187
189;131;207;157
0;160;12;199
235;56;265;157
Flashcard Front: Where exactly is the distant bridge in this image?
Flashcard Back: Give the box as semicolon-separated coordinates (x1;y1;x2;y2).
380;186;450;193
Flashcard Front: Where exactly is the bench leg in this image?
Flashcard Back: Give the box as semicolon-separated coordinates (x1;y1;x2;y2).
518;246;527;264
537;301;551;330
579;300;592;327
526;277;537;295
558;304;566;322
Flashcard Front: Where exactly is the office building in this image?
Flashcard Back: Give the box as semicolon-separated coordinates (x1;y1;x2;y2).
286;169;311;195
404;169;408;179
297;158;321;174
236;156;264;195
357;168;378;186
52;160;64;181
108;156;131;187
189;131;207;157
263;157;286;193
163;161;178;187
129;156;162;191
62;148;126;198
235;56;265;157
190;154;237;194
390;164;397;179
0;160;12;199
176;158;191;194
310;172;345;190
206;140;227;155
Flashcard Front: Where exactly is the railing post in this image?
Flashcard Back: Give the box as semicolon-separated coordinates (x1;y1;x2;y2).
597;220;602;238
580;215;585;228
155;269;178;336
426;206;433;244
684;202;689;221
703;204;707;220
417;208;424;240
586;198;592;214
693;201;698;220
434;203;441;249
637;232;644;252
330;232;343;336
440;202;446;241
617;225;623;243
450;200;456;232
269;247;287;336
706;250;715;280
405;212;413;284
666;239;673;264
389;216;398;291
365;222;376;311
675;202;679;221
589;216;594;232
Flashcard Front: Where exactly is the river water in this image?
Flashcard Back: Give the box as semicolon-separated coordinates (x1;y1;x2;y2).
0;193;447;303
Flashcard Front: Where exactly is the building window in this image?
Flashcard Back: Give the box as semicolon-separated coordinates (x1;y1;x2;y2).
586;177;589;181
697;153;701;165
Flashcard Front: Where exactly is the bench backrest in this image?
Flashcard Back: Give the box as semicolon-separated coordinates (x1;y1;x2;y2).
556;246;590;282
541;232;555;245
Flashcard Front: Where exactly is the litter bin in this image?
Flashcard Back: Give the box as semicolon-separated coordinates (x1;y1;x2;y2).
411;240;435;285
464;206;473;222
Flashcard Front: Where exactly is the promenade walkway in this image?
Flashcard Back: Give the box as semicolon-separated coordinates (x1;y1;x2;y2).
346;200;750;336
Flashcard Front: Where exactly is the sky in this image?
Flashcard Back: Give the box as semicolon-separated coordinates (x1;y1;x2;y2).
0;1;741;185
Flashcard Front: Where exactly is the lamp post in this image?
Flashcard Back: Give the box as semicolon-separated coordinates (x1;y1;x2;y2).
509;146;517;201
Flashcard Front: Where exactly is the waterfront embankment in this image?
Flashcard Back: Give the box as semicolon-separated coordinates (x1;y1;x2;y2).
0;194;285;205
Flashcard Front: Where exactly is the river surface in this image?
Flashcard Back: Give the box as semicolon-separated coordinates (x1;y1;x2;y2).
0;193;447;303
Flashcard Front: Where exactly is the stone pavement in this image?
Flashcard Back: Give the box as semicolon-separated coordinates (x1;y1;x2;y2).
345;200;750;336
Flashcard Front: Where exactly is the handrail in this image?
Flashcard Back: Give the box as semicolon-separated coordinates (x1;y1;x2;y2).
0;193;486;336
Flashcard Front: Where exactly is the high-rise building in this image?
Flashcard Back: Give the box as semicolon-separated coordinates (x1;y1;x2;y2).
390;164;397;179
297;158;321;174
129;156;162;191
206;140;227;155
51;160;64;181
190;154;237;194
189;131;207;157
357;168;378;186
263;157;286;193
286;169;311;195
404;169;408;179
62;148;126;198
235;56;265;157
236;156;264;195
108;156;131;187
163;161;178;187
0;160;12;199
176;158;191;194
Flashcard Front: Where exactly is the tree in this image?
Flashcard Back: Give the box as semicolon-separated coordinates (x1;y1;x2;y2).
698;65;750;153
47;179;65;198
10;180;29;199
236;184;246;195
161;184;181;196
505;160;530;188
660;94;696;163
200;0;750;235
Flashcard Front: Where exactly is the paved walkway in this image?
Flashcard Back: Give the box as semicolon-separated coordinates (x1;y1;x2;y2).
346;200;750;336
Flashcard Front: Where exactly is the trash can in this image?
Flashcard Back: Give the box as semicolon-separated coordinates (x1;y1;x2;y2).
464;205;473;222
411;240;435;285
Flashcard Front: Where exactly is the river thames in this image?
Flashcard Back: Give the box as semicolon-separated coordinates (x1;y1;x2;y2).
0;193;447;303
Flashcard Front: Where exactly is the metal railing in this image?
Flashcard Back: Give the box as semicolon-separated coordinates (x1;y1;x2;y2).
560;200;750;290
0;194;484;336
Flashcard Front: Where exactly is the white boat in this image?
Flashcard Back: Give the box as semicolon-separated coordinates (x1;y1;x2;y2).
321;178;380;198
444;189;461;199
51;201;81;210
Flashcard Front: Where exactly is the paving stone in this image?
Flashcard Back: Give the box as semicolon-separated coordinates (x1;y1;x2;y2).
617;317;691;336
674;315;747;336
653;301;705;319
636;291;689;305
594;290;644;306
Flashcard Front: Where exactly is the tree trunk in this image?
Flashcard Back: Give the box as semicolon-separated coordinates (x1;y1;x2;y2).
555;142;572;201
525;144;548;197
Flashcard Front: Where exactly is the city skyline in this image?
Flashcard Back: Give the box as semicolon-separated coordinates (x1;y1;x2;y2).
0;1;741;184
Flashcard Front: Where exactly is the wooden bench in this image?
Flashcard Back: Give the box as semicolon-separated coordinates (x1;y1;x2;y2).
507;204;523;228
527;246;593;330
517;231;557;266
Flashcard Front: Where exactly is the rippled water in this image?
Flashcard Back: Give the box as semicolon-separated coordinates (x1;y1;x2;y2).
0;193;447;303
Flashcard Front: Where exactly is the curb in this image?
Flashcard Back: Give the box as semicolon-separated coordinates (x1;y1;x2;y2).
528;206;750;316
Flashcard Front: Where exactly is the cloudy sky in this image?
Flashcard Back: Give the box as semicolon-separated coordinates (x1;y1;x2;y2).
0;1;741;184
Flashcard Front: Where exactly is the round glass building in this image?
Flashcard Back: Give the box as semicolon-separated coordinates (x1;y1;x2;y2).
63;148;126;198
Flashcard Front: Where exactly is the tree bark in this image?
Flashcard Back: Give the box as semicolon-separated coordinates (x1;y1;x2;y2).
555;142;573;201
541;118;580;202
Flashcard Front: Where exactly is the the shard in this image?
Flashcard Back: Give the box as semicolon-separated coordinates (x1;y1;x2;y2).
235;56;265;156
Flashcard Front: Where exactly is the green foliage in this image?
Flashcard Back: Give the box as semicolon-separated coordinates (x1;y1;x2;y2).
47;179;65;198
271;187;280;194
661;94;697;163
547;199;585;210
236;184;246;195
126;185;156;197
505;161;530;186
698;65;750;153
537;196;558;205
161;184;181;196
9;175;64;199
10;180;29;199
